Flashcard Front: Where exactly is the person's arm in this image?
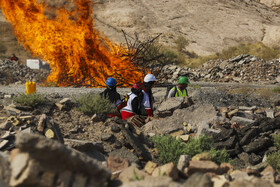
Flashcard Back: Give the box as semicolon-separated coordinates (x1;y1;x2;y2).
167;89;176;99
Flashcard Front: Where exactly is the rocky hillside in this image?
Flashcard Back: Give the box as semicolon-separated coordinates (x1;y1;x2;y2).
2;0;280;64
0;83;279;186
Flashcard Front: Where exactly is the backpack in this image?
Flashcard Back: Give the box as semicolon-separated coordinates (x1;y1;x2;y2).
165;85;179;100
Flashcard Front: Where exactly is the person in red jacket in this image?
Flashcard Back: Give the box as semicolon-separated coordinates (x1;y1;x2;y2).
121;82;153;120
10;54;18;61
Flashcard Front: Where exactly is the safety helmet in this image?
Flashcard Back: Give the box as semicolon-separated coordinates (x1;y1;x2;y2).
144;74;157;83
106;77;117;87
132;81;144;90
178;76;190;84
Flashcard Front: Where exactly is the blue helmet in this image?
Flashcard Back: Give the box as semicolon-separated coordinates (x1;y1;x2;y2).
106;77;117;87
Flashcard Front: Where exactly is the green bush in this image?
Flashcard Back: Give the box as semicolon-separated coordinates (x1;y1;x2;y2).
183;135;214;157
272;133;280;149
151;134;231;165
75;93;115;115
13;93;46;108
267;150;280;172
267;133;280;172
273;87;280;94
209;148;232;165
151;135;187;165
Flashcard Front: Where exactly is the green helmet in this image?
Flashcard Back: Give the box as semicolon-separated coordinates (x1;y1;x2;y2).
178;76;190;84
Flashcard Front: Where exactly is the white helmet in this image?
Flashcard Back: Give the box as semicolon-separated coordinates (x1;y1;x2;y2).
144;74;157;82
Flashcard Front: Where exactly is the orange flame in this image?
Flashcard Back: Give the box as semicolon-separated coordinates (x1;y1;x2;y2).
0;0;146;87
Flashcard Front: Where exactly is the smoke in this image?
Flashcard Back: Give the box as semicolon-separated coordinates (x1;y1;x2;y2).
36;0;77;19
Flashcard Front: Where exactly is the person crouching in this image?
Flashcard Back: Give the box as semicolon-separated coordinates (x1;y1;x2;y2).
121;82;153;120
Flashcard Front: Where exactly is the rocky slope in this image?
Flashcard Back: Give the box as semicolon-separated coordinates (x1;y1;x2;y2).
2;0;280;64
0;84;279;186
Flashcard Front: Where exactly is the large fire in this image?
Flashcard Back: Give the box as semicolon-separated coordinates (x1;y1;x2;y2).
0;0;146;87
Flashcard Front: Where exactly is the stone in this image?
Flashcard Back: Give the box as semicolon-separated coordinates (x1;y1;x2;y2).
157;97;185;116
213;128;235;142
228;109;239;118
249;153;262;165
229;178;273;187
109;147;139;164
231;116;255;126
101;133;113;141
187;160;220;175
230;170;252;181
91;114;102;123
192;152;212;161
243;137;272;153
55;103;64;111
0;152;11;184
265;109;274;118
179;134;190;142
219;163;233;174
275;174;280;183
13;133;111;186
121;176;178;187
152;162;179;180
56;170;72;187
10;152;30;181
4;105;21;115
143;104;217;135
111;124;121;133
177;155;191;171
170;129;185;137
21;127;33;134
120;125;151;161
0;121;12;130
184;172;213;187
0;140;9;150
211;175;229;187
37;114;47;132
119;164;147;183
239;128;258;146
214;136;237;149
261;165;275;182
107;155;130;173
39;171;56;187
72;174;87;187
239;106;257;111
144;161;157;175
195;121;210;137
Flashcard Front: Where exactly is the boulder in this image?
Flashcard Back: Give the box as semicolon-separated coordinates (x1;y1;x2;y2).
184;172;213;187
156;97;193;117
187;160;220;175
152;162;179;180
10;133;111;187
143;104;217;135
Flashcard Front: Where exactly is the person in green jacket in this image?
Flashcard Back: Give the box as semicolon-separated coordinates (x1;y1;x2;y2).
167;76;189;98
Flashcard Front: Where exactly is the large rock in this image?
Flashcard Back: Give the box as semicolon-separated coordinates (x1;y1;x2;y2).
10;133;111;187
156;97;193;117
143;104;217;135
184;172;213;187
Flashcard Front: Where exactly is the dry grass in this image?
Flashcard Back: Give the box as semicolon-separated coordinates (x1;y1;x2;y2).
183;42;280;68
221;86;279;99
